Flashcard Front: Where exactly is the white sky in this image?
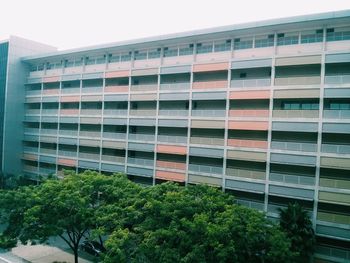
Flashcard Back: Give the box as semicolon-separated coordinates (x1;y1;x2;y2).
1;0;349;50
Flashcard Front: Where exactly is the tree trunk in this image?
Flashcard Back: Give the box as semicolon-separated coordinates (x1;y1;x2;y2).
73;247;79;263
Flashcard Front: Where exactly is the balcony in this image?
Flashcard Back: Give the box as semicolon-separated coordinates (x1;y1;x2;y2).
26;109;41;115
59;129;78;137
26;89;41;96
128;133;155;142
191;109;226;117
230;78;271;88
190;136;224;146
130;84;158;92
103;109;128;116
129;109;156;116
101;155;125;163
158;134;187;144
79;131;101;138
61;87;80;94
156;160;186;170
159;109;188;117
270;172;315;186
41;109;59;115
41;129;58;136
272;110;319;118
229;109;269;118
325;74;350;85
323;109;350;119
271;141;317;152
104;85;129;93
79;152;100;160
227;139;268;149
24;128;39;135
320;177;350;190
23;146;39;153
159;82;191;91
322;143;350;154
40;148;57;155
58;150;77;157
102;132;126;140
188;163;223;175
226;168;265;180
192;80;227;90
80;109;102;116
127;157;154;167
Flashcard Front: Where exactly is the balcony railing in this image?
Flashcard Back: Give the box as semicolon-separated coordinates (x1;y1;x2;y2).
127;157;154;167
61;87;80;94
24;128;39;134
230;78;271;88
102;132;126;140
26;109;40;115
58;150;77;157
158;135;187;144
79;131;101;138
159;83;191;91
79;152;100;160
60;109;79;115
321;144;350;154
188;163;223;174
103;109;128;116
236;199;264;211
272;110;319;118
128;133;155;141
80;109;102;116
38;168;56;175
23;147;39;153
129;109;157;116
226;168;265;180
191;109;226;117
269;172;315;186
81;86;103;93
41;109;59;115
40;148;57;155
324;74;350;85
101;155;125;163
271;141;317;152
156;160;186;170
59;130;78;136
192;80;228;89
274;76;321;86
323;110;350;119
190;137;225;146
41;129;58;135
23;165;38;172
130;84;158;92
158;109;188;116
26;90;41;96
317;211;350;225
229;109;269;118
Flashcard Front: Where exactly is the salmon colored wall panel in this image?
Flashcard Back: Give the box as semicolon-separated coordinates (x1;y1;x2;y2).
23;153;38;161
61;96;80;102
58;158;76;166
192;80;228;89
227;139;268;149
229;109;269;117
60;109;79;115
229;90;270;100
157;144;187;155
193;62;229;72
228;121;269;130
43;76;60;83
105;70;129;78
43;89;60;95
104;85;129;93
156;160;187;170
156;170;186;182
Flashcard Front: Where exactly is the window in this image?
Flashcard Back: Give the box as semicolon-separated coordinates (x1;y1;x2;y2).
326;27;350;42
214;40;231;52
282;101;319;110
301;29;323;44
134;51;147;60
109;54;120;63
121;52;132;62
277;33;299;46
239;73;247;79
179;44;194;56
148;48;161;59
196;43;213;54
234;38;253;50
329;102;350;110
255;35;274;48
163;47;178;57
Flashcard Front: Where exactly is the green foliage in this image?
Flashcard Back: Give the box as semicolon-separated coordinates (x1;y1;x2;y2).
103;182;296;263
279;202;315;263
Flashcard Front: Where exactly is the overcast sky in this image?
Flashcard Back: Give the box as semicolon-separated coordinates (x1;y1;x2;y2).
1;0;349;50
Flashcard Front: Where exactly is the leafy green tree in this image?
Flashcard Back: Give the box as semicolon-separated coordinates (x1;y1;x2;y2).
279;202;315;263
103;182;296;263
0;171;140;263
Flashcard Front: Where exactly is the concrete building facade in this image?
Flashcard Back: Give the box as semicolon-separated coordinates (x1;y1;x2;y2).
1;10;350;262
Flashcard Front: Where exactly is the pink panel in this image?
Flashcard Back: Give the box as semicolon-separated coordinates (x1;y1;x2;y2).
229;121;269;130
157;144;187;155
60;109;79;115
192;80;228;89
230;90;270;100
193;62;229;72
61;96;80;102
156;170;186;182
227;139;268;149
43;89;59;95
43;76;60;83
105;70;129;78
23;153;38;161
104;85;129;93
156;160;186;170
58;158;76;166
229;109;269;117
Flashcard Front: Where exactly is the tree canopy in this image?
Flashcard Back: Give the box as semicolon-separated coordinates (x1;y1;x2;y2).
1;172;300;263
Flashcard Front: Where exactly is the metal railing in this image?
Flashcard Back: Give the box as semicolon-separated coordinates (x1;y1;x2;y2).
158;109;188;116
159;83;191;90
230;78;271;88
188;163;223;174
191;109;226;117
158;135;187;144
127;157;154;167
271;141;317;152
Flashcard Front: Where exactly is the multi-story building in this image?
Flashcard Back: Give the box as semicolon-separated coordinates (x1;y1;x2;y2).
1;10;350;262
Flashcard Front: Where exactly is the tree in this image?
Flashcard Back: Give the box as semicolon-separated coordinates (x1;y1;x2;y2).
279;202;315;263
0;171;140;263
103;182;296;263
